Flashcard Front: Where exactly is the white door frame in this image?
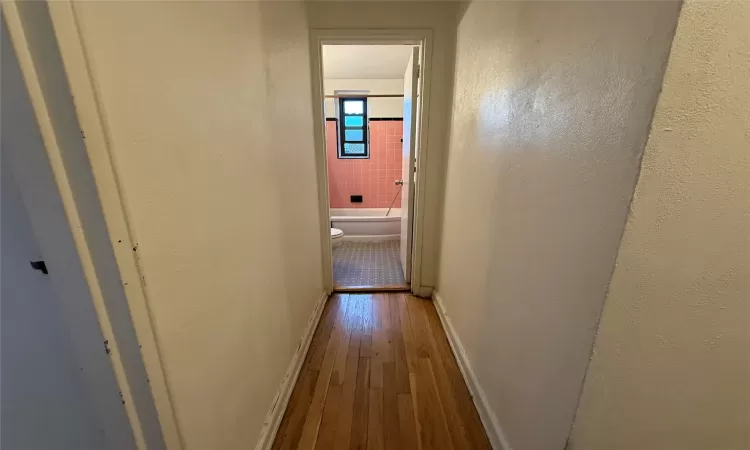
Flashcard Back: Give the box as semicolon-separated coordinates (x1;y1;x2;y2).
3;2;183;448
309;28;433;295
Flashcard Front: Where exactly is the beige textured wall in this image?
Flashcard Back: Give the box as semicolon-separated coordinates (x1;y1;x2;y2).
569;1;750;449
436;2;680;449
307;2;459;290
70;2;323;448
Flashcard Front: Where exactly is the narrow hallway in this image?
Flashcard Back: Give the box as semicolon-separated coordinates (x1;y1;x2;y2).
272;293;491;450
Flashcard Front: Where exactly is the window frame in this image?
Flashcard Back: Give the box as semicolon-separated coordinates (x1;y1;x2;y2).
337;96;369;159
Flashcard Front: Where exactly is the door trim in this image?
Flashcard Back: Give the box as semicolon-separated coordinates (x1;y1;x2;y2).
5;2;184;448
308;28;433;296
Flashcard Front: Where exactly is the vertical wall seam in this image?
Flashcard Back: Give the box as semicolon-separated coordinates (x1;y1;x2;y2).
1;2;147;448
562;1;686;446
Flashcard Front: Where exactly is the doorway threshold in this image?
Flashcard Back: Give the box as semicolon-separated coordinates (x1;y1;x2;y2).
333;284;409;293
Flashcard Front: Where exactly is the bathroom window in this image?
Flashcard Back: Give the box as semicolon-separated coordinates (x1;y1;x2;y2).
338;97;369;158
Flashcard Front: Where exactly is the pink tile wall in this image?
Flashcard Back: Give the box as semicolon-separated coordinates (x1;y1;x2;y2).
326;120;403;209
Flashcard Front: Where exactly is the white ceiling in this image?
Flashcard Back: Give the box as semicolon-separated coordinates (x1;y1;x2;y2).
322;45;414;79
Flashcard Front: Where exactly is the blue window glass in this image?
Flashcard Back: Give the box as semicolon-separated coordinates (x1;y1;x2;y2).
344;116;364;127
345;129;363;141
338;96;369;158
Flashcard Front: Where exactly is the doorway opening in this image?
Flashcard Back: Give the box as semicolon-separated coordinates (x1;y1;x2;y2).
318;42;423;291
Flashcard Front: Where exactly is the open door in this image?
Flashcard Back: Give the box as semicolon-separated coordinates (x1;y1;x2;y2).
399;47;419;283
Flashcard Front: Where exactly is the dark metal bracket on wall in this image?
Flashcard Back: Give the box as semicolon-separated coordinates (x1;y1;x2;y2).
30;260;48;274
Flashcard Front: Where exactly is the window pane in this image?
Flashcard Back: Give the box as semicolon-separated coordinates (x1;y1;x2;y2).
343;100;364;115
345;129;363;141
344;116;364;127
344;143;366;155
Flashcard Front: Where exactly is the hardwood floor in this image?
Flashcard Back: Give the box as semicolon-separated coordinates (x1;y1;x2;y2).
271;293;491;450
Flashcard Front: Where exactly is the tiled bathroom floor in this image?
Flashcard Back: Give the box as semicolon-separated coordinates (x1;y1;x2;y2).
332;240;406;287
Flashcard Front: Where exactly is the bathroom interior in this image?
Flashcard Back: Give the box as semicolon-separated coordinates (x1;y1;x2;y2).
323;44;418;289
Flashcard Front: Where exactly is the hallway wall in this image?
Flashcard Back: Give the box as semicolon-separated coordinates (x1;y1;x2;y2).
435;2;681;449
67;2;323;448
569;1;750;448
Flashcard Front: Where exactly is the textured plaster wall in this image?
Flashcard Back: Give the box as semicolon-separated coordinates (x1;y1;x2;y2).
435;2;681;449
70;2;323;448
569;1;750;449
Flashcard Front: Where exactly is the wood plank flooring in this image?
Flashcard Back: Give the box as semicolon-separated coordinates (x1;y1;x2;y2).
272;293;492;450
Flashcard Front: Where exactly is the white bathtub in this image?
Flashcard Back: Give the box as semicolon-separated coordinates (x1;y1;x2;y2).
330;208;401;241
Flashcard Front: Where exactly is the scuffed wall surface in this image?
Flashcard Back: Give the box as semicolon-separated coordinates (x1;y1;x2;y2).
71;2;322;448
570;1;750;449
436;2;681;449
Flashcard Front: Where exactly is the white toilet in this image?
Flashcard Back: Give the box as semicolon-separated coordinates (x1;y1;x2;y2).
331;227;344;249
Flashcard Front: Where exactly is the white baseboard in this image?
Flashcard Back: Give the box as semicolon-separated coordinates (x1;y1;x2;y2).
254;292;328;450
341;234;399;242
432;292;512;450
